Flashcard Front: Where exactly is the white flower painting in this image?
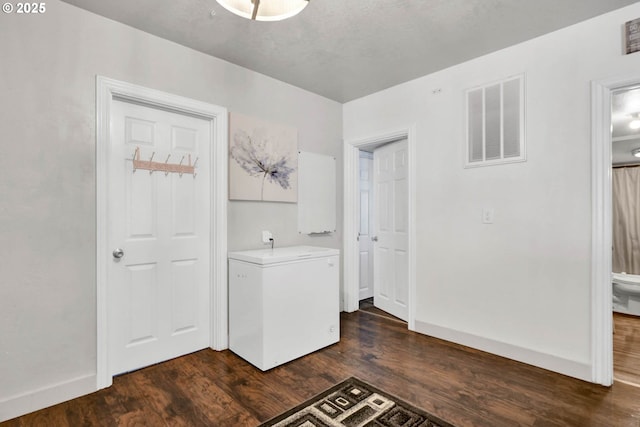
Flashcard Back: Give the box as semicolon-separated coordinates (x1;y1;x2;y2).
228;113;298;202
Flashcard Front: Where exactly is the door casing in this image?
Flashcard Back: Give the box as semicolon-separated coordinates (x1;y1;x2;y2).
358;151;374;301
343;125;416;330
591;74;640;386
96;76;228;389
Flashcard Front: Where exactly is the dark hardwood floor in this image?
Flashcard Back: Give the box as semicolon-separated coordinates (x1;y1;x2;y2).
614;312;640;387
4;311;640;426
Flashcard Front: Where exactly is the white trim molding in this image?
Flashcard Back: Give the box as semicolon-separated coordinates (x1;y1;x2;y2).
415;321;592;381
591;74;640;386
96;76;228;390
343;126;417;330
0;374;96;422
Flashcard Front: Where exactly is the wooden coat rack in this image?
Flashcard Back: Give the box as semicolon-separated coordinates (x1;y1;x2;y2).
132;147;198;177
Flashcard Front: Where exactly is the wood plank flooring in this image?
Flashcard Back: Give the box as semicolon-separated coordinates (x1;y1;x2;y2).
613;312;640;387
4;311;640;426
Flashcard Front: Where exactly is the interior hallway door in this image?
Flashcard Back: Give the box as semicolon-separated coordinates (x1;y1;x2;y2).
373;139;409;321
108;98;211;375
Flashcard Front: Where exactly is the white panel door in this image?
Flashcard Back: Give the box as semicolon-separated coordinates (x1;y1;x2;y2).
373;139;408;321
108;99;210;375
359;152;374;300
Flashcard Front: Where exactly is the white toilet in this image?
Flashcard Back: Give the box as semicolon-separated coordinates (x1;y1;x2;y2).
612;272;640;316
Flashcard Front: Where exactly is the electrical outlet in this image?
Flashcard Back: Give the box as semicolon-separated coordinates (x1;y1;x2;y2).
262;230;273;243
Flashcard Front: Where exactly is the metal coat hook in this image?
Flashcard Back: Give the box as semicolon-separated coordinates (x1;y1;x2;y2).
164;154;171;176
149;152;156;174
178;155;185;177
179;155;187;177
132;147;139;172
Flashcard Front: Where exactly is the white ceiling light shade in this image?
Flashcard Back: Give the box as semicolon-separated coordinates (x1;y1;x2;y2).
632;148;640;158
216;0;309;21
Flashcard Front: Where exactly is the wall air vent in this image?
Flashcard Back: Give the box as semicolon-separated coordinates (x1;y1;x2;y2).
465;74;525;167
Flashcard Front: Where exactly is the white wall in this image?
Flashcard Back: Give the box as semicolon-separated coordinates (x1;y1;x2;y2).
0;1;342;421
344;3;640;381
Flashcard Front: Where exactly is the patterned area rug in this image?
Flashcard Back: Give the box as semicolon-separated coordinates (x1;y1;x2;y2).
259;377;454;427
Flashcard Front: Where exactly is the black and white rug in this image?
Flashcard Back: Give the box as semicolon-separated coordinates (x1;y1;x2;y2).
259;377;454;427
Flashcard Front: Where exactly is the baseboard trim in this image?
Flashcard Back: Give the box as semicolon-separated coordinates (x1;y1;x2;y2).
414;320;592;382
0;373;96;422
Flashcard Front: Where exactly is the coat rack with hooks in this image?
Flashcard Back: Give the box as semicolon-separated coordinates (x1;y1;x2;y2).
132;147;198;177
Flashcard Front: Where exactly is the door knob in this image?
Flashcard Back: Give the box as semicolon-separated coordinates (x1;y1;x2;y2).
112;248;125;259
371;236;378;242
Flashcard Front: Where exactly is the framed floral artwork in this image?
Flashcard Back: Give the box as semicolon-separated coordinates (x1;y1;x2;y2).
228;112;298;202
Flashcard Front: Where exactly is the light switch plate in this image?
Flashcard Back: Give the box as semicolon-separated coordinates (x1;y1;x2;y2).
482;208;494;224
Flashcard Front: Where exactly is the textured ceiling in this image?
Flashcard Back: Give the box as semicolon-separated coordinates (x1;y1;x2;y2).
61;0;637;102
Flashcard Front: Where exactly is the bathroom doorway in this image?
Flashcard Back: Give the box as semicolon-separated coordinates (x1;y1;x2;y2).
591;75;640;386
611;85;640;387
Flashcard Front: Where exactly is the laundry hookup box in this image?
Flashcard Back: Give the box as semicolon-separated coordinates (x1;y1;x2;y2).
228;245;340;371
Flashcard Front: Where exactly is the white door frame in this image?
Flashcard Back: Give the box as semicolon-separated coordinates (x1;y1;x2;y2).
358;151;374;301
95;76;228;389
343;125;416;330
591;74;640;386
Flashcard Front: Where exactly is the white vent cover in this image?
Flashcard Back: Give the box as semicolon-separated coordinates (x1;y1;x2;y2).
465;74;525;167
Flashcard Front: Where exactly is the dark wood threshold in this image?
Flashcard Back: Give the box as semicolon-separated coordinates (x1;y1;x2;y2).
358;297;407;324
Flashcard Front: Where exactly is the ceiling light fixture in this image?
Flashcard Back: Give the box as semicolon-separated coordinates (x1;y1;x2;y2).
630;113;640;130
632;148;640;158
215;0;309;21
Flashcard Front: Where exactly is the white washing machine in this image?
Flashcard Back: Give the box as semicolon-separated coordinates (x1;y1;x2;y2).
228;245;340;370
